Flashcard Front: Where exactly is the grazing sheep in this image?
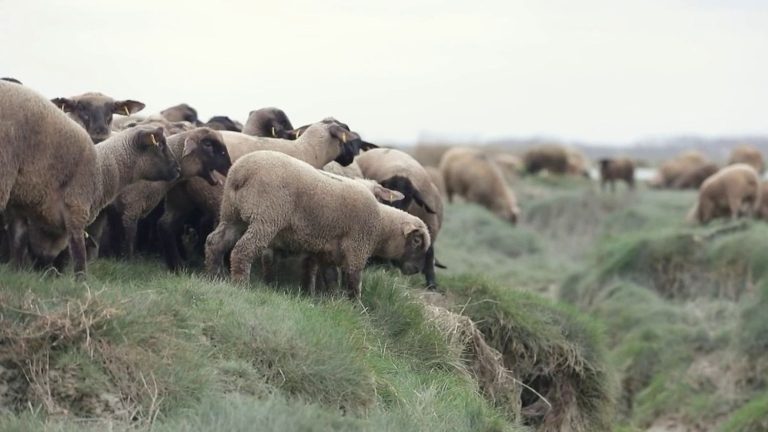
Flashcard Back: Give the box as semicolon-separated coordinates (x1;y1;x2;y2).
205;116;242;132
728;145;764;174
566;148;591;177
688;164;761;224
599;158;635;191
51;92;145;143
523;145;569;175
356;148;444;288
424;166;447;197
161;103;200;124
651;151;711;188
440;147;520;224
670;163;718;189
205;151;431;299
0;82;179;276
159;120;377;270
107;127;232;258
242;107;294;138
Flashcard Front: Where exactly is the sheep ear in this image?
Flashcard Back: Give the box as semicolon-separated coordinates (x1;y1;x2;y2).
373;185;404;203
138;128;165;148
182;137;198;158
114;100;145;116
360;141;378;151
51;97;76;113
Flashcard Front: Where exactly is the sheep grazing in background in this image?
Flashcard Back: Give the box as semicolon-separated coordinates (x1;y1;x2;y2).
651;150;713;189
0;80;179;277
688;163;761;224
728;145;764;174
356;148;444;288
599;158;635;191
440;147;520;224
161;103;200;124
522;145;569;175
205;151;430;299
565;148;591;177
51;92;145;143
159;119;376;271
242;107;294;138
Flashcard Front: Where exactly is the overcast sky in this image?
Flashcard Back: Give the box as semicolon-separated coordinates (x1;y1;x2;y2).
2;0;766;145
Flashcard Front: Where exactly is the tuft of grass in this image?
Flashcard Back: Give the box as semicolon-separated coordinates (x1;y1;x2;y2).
719;392;768;432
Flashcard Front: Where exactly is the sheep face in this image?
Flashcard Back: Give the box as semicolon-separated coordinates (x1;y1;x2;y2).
205;116;241;132
161;103;200;124
52;93;145;143
398;227;430;275
180;128;232;185
328;124;378;166
131;127;181;182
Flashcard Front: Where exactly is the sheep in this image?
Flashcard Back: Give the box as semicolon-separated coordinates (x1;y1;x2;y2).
355;148;444;288
728;145;764;174
424;166;447;198
687;163;761;224
522;145;569;175
599;158;635;191
105;127;232;258
670;163;718;189
440;147;520;224
323;160;364;178
0;80;179;276
159;120;377;270
205;116;242;132
757;181;768;220
205;151;431;299
650;150;711;188
566;148;591;177
242;107;294;138
51;92;145;143
161;103;200;124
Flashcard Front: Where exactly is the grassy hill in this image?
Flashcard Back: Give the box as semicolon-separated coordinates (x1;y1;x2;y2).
2;175;767;431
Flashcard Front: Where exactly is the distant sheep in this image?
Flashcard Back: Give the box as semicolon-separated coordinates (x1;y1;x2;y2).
599;158;635;191
440;147;520;224
688;164;761;224
728;145;764;174
161;103;200;124
205;151;430;299
242;107;294;138
523;145;569;175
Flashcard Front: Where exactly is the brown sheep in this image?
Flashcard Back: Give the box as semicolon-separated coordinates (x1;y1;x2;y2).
523;145;569;175
51;92;145;143
356;148;444;288
728;145;764;174
1;81;179;276
440;147;520;224
205;151;430;299
599;158;635;191
242;107;294;138
159;120;376;270
670;163;718;189
651;150;711;189
688;164;761;224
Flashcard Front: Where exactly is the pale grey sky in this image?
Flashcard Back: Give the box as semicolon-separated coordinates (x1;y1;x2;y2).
2;0;766;145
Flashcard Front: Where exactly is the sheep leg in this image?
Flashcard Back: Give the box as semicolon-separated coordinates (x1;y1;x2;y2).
261;249;276;284
158;210;187;271
343;268;363;300
68;229;87;280
230;226;267;285
728;196;742;221
423;245;437;289
8;216;30;269
301;255;319;295
319;265;339;293
204;222;242;279
123;218;138;259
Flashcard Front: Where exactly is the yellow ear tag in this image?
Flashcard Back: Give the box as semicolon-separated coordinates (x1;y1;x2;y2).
295;130;301;138
123;106;130;116
342;132;347;144
150;134;158;146
271;127;276;137
389;192;394;201
61;104;66;112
